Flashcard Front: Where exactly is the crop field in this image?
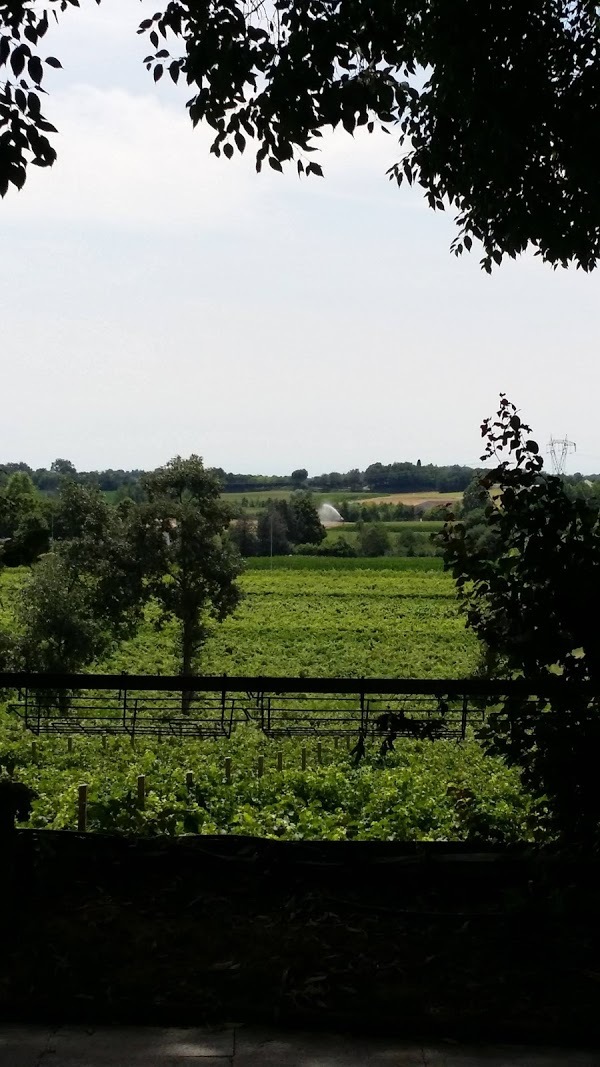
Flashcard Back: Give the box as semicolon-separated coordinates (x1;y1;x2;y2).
0;560;538;842
220;489;370;514
245;556;442;571
100;559;474;678
355;491;463;506
219;489;463;515
0;726;537;840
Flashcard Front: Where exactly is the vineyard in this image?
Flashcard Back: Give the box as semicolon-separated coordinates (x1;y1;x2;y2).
104;558;476;678
0;559;542;841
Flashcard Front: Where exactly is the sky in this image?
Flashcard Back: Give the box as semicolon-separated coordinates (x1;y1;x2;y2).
2;0;599;477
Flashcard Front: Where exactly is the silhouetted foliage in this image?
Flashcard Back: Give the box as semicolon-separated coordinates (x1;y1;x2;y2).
0;779;37;834
441;396;600;843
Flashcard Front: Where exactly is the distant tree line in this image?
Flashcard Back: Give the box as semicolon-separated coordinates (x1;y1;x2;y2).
0;468;329;568
5;457;600;501
311;462;474;494
187;460;478;494
1;459;479;497
0;460;145;499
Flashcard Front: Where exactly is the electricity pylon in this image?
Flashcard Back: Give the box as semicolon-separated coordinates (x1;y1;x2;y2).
547;437;576;476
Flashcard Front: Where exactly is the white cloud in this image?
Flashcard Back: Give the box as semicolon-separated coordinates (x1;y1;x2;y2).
4;87;272;231
3;77;420;236
2;0;426;234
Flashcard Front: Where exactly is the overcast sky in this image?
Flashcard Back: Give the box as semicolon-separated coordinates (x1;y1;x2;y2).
2;0;598;476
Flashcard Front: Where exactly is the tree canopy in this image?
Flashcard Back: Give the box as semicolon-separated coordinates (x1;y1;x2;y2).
137;455;243;692
1;460;242;684
254;493;325;555
0;471;50;566
2;1;600;270
11;481;149;673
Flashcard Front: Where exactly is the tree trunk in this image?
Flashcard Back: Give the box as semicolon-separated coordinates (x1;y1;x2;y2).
181;618;194;715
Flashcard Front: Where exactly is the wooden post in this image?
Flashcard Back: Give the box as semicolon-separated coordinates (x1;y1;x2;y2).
186;771;194;791
346;735;351;750
137;774;145;810
334;737;339;750
67;737;73;753
101;735;107;750
131;734;136;750
157;729;162;744
257;755;264;778
301;747;307;771
78;784;88;832
31;741;37;761
225;756;232;783
317;742;322;765
277;752;283;773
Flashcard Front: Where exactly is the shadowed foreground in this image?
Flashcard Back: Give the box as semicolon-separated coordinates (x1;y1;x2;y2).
2;833;600;1047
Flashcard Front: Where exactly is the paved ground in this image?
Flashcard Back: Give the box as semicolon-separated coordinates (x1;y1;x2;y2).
0;1027;597;1066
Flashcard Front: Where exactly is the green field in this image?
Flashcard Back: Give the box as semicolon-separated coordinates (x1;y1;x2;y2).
0;559;539;842
246;555;443;571
0;555;443;583
220;489;368;513
0;728;536;840
332;521;444;533
1;557;467;678
99;557;474;678
220;489;460;516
